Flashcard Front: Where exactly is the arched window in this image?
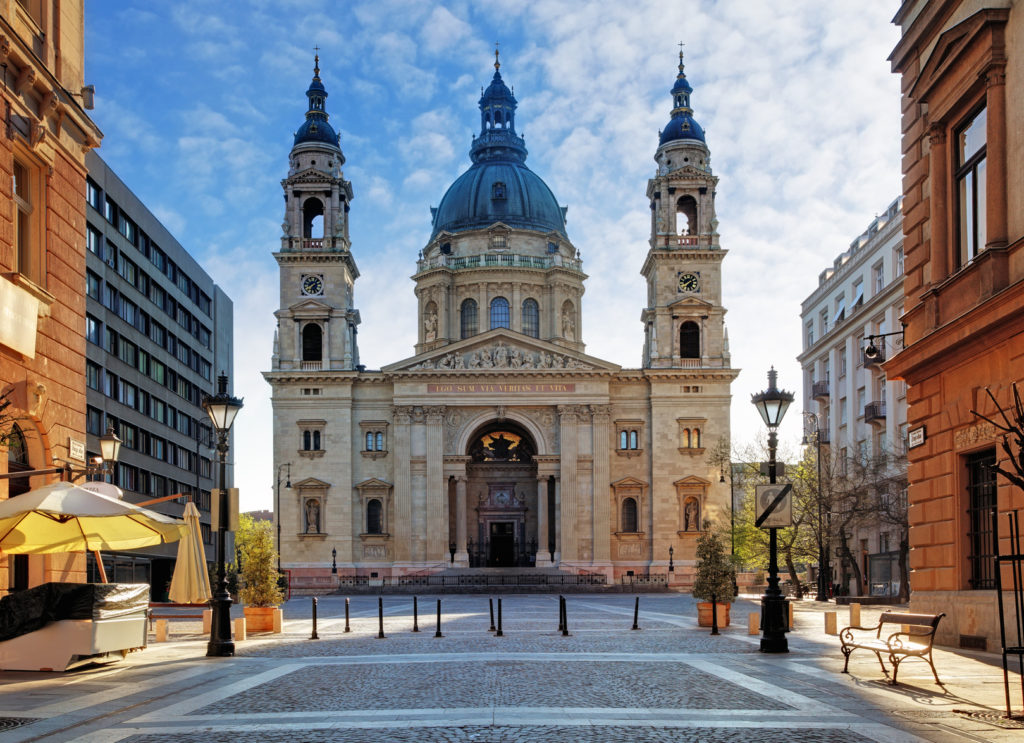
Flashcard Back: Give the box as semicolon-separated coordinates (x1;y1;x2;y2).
522;299;539;338
365;432;374;451
676;195;697;235
629;430;638;449
313;431;321;450
366;498;383;534
683;428;691;448
619;431;628;450
375;432;383;451
303;430;312;450
460;299;478;339
621;497;638;533
303;197;324;239
7;424;28;466
490;297;510;329
693;428;701;448
302;323;323;361
680;321;700;358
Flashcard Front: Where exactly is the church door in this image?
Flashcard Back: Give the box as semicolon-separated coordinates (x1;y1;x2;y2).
489;522;516;567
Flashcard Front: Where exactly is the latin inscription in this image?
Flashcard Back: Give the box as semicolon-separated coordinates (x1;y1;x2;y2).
427;383;575;394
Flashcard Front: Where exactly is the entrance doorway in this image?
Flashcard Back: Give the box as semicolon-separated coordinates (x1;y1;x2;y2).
489;522;516;567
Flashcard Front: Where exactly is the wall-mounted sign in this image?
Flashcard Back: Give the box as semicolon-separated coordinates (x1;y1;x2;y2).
68;437;86;462
908;426;926;449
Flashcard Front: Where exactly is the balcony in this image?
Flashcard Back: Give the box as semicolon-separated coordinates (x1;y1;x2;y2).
812;381;830;399
865;401;886;425
415;252;584;275
660;234;716;249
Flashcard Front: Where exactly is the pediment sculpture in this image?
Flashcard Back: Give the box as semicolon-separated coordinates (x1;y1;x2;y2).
409;341;593;371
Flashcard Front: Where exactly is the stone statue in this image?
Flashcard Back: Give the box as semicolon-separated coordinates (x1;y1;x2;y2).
424;309;438;342
562;307;575;340
510;347;523;369
684;500;699;532
306;499;321;533
493;343;509;368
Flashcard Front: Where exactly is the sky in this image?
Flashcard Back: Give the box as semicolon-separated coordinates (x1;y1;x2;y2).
84;1;903;512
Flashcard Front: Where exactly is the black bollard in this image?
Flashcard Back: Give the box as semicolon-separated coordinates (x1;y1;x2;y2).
434;599;443;638
489;597;496;632
632;595;640;631
711;593;719;636
496;597;503;637
310;596;320;640
344;597;351;633
557;595;564;633
377;596;385;639
561;596;569;637
412;596;420;632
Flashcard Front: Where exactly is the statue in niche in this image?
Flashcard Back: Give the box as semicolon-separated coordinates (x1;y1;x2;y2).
562;307;575;340
305;498;321;534
684;499;700;532
424;309;438;342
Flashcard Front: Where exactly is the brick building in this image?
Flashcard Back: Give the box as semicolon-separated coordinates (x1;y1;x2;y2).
0;1;102;593
888;0;1024;648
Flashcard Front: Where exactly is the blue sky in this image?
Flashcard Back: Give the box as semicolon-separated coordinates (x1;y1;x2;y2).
85;1;902;511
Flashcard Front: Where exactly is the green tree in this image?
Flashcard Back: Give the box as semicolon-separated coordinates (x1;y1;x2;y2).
691;526;737;603
235;513;283;607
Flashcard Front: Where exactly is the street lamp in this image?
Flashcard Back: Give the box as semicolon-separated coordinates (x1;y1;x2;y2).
203;373;243;658
276;463;291;573
668;545;674;573
803;412;829;602
751;367;794;654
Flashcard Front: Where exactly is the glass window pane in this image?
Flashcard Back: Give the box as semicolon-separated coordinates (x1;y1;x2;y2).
958;107;986;166
490;297;510;329
976;157;987;253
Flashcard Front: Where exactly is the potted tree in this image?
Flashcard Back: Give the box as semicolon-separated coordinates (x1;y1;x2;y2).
691;526;737;627
236;514;283;632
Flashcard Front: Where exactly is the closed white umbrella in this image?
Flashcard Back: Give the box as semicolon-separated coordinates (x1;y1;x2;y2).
168;502;211;604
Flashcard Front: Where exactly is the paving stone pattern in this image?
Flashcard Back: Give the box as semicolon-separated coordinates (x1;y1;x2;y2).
123;726;877;743
197;660;784;714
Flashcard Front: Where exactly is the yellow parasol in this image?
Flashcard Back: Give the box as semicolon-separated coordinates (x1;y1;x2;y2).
167;501;211;604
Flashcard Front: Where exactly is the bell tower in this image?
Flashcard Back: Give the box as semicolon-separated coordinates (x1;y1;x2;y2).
272;56;360;372
641;52;729;370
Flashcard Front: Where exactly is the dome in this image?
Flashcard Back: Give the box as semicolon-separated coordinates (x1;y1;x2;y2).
293;55;340;149
430;54;567;239
431;160;567;238
659;51;706;146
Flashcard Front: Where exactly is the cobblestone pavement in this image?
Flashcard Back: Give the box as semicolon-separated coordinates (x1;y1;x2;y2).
0;593;1020;743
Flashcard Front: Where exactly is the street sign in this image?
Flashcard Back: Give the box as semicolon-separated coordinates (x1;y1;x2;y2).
755;483;793;528
759;462;787;477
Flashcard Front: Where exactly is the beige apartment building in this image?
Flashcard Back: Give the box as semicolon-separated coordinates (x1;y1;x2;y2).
265;54;737;583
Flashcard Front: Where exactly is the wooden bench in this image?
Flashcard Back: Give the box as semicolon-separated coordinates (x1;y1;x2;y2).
147;603;208;630
839;611;945;685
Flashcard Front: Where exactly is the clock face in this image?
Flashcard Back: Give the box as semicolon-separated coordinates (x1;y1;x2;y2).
301;274;324;296
678;272;700;292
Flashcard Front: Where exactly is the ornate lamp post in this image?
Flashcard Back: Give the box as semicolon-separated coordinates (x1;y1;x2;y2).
751;367;794;653
668;545;674;572
276;462;291;573
203;373;243;658
803;412;829;602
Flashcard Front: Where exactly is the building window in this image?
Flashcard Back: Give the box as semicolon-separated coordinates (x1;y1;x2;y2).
679;321;699;358
86;315;102;345
833;295;846;325
487;297;509;330
86;179;101;211
819;310;829;336
621;497;638;533
806;321;814;347
87;226;103;258
873;262;885;294
894;246;904;277
852;279;864;309
302;430;321;451
490;233;507;250
522;298;539;338
956;106;987;269
491;182;506;199
302;323;323;362
618;430;639;450
360;422;388;457
12;158;42;284
105;196;117;225
460;299;478;339
966;449;997;589
839;347;847;378
86;270;101;301
366;498;383;534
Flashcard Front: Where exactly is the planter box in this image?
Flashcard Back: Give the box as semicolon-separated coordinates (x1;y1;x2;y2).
696;601;731;627
243;606;277;633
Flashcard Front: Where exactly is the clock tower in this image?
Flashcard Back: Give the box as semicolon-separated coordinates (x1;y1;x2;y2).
641;52;729;371
271;56;360;373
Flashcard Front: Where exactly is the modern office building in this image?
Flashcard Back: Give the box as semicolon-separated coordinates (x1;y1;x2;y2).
798;198;908;598
0;1;102;595
888;0;1024;649
84;150;233;596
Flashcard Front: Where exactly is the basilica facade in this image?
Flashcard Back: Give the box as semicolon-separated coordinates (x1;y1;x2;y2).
264;53;738;582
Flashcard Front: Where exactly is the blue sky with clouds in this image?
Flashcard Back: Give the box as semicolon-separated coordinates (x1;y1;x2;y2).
85;1;902;510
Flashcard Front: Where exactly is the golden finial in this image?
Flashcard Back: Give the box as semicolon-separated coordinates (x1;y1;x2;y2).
494;42;500;71
677;42;686;76
314;46;320;78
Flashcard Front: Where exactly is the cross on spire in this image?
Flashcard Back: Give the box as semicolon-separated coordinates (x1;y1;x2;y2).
494;42;500;71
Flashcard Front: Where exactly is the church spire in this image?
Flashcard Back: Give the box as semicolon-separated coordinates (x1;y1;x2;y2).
293;52;339;148
471;50;527;164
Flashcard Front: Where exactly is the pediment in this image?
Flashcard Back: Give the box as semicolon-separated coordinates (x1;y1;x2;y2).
288;298;333;315
611;476;649;490
382;328;621;373
668;296;714;311
674;475;711;487
294;477;331;489
911;9;1008;102
354;478;392;491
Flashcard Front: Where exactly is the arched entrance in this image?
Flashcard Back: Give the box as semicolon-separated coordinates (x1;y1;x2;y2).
461;421;539;567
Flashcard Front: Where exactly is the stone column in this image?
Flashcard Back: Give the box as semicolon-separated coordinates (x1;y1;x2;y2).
984;64;1007;250
293;319;301;364
552;476;561;564
425;406;446;562
591;405;612;568
323;318;330;370
927;124;948;280
536;475;551;565
558;405;580;564
392;406;413;564
455;475;468;566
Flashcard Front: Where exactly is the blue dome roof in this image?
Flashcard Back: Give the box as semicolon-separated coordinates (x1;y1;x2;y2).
430;55;567;239
659;51;706;146
293;56;340;149
432;160;567;238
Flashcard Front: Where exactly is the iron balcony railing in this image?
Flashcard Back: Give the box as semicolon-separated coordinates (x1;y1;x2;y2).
864;401;886;423
812;381;830;399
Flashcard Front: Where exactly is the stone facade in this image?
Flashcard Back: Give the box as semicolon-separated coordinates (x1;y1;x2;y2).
266;54;737;583
887;0;1024;649
0;1;102;594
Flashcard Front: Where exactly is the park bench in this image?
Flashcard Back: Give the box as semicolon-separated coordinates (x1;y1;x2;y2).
839;611;945;685
147;603;208;630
